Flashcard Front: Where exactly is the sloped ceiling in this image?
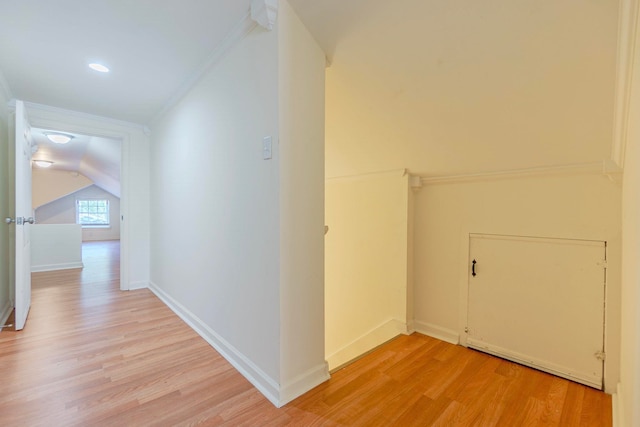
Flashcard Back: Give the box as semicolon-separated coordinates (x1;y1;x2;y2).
0;0;253;124
0;0;621;181
32;128;121;197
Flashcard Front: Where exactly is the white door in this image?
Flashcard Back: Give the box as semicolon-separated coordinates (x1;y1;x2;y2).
11;100;34;330
466;234;606;389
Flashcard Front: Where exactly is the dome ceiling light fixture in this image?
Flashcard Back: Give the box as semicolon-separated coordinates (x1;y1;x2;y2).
33;160;53;168
88;63;110;73
44;132;74;144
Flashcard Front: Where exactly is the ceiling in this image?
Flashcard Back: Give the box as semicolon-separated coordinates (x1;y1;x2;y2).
0;0;255;125
0;0;371;199
31;128;121;197
0;0;382;125
2;1;615;183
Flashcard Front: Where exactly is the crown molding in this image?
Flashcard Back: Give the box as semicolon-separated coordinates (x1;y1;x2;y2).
150;11;258;125
251;0;278;31
611;0;640;169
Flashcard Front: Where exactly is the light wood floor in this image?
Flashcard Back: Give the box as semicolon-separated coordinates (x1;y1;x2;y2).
0;240;612;426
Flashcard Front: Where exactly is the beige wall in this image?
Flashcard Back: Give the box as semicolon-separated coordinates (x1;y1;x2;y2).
621;116;640;425
325;170;411;369
619;0;640;420
325;0;619;178
32;169;93;209
325;0;622;393
414;173;621;390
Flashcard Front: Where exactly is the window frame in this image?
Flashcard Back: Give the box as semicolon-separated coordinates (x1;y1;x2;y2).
76;198;110;228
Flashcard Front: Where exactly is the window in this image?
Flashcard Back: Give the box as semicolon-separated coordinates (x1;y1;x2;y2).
77;199;110;227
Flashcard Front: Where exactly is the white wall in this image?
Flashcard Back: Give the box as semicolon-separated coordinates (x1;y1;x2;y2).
149;1;326;407
35;185;120;241
325;171;411;369
277;0;328;402
0;79;11;326
32;169;93;209
31;224;82;272
24;103;150;291
150;18;282;398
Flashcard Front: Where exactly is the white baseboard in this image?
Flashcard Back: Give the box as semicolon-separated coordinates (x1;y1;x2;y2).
413;321;460;345
148;281;282;406
613;382;625;427
31;262;83;273
326;318;407;371
279;362;330;407
127;281;149;291
0;300;12;331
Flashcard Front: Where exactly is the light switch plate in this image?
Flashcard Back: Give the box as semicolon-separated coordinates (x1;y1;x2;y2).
263;136;272;160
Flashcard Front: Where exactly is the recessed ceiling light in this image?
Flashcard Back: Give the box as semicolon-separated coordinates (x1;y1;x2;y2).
89;63;110;73
44;132;74;144
33;160;53;168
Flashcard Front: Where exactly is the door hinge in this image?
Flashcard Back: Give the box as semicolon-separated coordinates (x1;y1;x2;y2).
594;351;606;361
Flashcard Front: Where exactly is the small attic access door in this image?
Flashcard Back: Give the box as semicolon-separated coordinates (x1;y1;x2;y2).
466;234;606;389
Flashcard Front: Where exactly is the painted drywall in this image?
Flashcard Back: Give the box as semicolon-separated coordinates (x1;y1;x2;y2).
325;170;411;370
32;169;93;209
277;0;329;402
150;2;327;406
149;16;282;401
325;0;618;178
621;119;640;426
31;224;82;272
413;173;621;391
35;185;120;242
619;2;640;420
0;85;11;325
25;103;150;291
324;0;622;393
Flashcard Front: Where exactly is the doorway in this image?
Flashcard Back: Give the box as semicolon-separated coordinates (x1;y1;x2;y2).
30;127;122;279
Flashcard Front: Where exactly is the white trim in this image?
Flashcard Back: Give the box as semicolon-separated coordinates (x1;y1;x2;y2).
420;161;605;185
326;318;408;371
612;0;640;168
128;281;148;291
31;262;83;273
413;321;460;345
251;0;278;30
0;300;12;331
151;12;258;124
148;281;281;406
279;362;329;407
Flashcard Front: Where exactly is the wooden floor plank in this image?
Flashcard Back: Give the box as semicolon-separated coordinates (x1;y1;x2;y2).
0;241;612;426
